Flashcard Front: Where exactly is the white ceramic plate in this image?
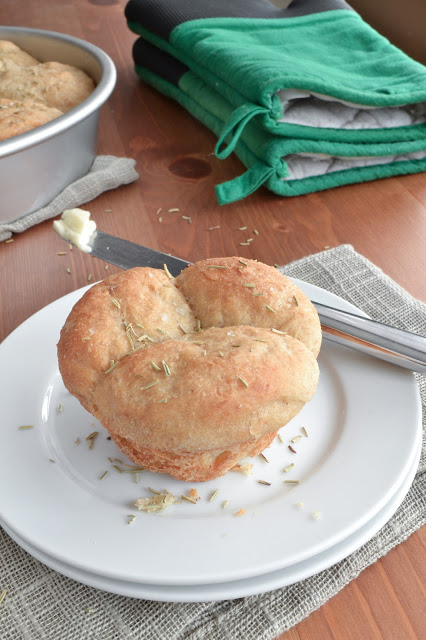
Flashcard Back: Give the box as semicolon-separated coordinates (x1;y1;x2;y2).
2;434;420;602
0;281;422;586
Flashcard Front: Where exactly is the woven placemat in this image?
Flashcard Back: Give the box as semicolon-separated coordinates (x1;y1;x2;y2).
0;244;424;640
0;156;138;243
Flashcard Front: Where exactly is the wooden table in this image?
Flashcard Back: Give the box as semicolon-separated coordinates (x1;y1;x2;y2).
1;2;425;638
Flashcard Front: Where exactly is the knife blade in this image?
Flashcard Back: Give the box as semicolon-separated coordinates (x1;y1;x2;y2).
82;230;426;374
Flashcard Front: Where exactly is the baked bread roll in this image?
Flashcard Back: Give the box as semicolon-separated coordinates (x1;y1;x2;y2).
0;60;95;112
58;258;321;481
0;98;63;141
0;40;39;71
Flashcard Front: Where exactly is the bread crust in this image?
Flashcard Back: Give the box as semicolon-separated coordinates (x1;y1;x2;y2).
0;98;63;141
0;61;94;112
58;259;321;481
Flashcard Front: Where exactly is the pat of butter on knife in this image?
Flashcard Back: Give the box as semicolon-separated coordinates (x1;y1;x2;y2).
53;208;96;253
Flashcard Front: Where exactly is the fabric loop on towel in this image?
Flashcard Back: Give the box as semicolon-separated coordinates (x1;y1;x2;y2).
215;161;279;205
215;102;270;159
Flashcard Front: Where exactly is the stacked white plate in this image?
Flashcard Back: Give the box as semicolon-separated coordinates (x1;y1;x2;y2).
0;280;421;602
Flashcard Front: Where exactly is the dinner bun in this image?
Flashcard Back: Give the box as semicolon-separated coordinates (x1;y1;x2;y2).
0;60;95;112
0;98;63;141
58;258;321;481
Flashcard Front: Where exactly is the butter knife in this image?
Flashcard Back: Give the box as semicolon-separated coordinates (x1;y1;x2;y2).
77;230;426;375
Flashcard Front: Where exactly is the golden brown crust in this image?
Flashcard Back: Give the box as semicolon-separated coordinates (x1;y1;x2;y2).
0;40;39;71
175;257;322;357
0;98;63;141
58;261;321;481
0;60;94;112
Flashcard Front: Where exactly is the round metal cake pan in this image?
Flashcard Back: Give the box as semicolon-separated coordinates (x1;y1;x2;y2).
0;27;117;224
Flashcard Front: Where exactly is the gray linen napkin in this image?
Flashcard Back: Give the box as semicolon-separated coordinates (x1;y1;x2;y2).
0;245;424;640
0;156;138;243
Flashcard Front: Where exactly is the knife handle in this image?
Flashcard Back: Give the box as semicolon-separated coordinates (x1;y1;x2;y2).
313;301;426;375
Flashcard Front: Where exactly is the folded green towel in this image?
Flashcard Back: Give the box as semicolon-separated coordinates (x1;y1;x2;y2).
131;37;426;204
126;0;426;152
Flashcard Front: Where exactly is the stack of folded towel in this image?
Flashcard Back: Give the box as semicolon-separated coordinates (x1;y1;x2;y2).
125;0;426;204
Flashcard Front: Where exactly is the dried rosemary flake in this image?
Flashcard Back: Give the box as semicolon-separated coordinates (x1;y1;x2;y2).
222;500;229;509
209;489;219;502
126;327;135;351
135;492;178;513
111;298;121;310
161;360;171;376
156;328;166;335
277;433;284;443
140;380;159;391
105;209;112;213
105;265;109;270
157;398;168;404
291;435;302;443
0;589;6;605
283;463;295;473
288;445;297;454
238;259;248;267
238;226;247;230
49;459;55;463
158;217;162;223
240;242;250;246
104;361;119;374
195;319;202;332
218;351;225;357
82;337;91;341
100;470;109;480
284;480;300;485
274;264;279;268
271;328;286;335
246;238;253;243
207;226;220;230
163;263;173;279
5;239;14;244
205;265;228;269
252;293;264;297
234;508;247;517
179;324;188;334
151;360;162;372
293;295;299;306
18;425;34;430
254;338;268;343
243;283;255;288
182;215;192;223
168;208;180;212
156;208;162;215
127;515;136;525
231;463;253;476
58;404;63;413
135;473;140;483
57;251;67;255
265;305;275;313
237;376;248;389
258;453;269;463
86;431;99;450
86;608;97;614
181;494;197;504
312;511;321;520
253;229;259;235
148;487;161;495
258;480;271;486
301;427;309;438
87;274;92;281
66;267;71;274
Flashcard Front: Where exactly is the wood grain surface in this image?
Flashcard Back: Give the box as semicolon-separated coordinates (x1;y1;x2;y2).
0;2;425;639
